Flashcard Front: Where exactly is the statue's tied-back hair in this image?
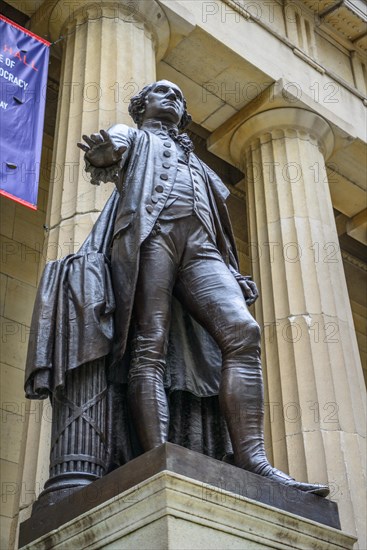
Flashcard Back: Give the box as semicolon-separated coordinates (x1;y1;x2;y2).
128;82;192;130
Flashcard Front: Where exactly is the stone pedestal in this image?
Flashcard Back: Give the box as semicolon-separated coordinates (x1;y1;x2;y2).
19;444;355;550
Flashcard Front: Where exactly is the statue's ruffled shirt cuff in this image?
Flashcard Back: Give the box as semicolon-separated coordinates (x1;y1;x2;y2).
85;157;120;185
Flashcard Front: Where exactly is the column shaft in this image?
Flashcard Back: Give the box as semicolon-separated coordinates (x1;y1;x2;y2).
19;0;168;520
46;3;161;259
233;108;366;545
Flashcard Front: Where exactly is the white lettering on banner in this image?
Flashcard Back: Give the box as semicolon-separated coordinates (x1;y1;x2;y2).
0;67;29;90
0;101;8;109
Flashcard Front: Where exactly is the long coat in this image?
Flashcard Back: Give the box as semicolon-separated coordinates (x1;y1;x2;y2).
25;124;241;400
106;125;240;388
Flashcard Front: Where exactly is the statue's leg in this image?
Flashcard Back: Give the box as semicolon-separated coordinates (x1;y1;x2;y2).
128;224;177;451
175;231;329;496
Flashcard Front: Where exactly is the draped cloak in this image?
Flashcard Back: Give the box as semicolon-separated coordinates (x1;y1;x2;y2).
25;124;242;461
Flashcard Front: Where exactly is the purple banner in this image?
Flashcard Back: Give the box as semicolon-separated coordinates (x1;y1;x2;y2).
0;15;50;209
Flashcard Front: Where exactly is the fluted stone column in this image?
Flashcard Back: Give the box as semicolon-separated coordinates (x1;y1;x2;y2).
18;0;170;516
46;0;169;259
231;108;366;545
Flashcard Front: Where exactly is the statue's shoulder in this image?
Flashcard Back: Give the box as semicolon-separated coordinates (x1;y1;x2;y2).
108;123;136;140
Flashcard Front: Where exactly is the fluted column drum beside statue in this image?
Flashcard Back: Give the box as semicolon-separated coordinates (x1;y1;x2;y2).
41;361;108;503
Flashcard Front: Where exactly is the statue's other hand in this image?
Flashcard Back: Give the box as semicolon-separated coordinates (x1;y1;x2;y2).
77;129;126;167
237;276;259;306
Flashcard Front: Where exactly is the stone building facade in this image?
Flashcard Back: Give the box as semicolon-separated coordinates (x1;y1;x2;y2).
0;0;366;548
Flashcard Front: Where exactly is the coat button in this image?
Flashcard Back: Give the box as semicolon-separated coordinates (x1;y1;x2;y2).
151;196;158;204
160;173;168;180
146;204;154;213
162;162;170;169
163;150;171;157
155;185;164;193
163;142;172;148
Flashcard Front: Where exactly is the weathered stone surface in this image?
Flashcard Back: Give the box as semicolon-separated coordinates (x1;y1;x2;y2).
20;443;354;550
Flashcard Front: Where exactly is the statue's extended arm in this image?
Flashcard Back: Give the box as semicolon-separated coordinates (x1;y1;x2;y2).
78;129;126;166
77;126;131;186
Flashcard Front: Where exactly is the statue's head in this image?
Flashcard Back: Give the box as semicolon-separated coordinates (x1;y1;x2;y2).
129;80;192;130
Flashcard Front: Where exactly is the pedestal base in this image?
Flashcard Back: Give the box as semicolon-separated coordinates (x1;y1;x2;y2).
19;443;356;550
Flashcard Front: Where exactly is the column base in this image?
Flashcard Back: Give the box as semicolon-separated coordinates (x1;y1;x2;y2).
19;443;356;549
31;473;99;515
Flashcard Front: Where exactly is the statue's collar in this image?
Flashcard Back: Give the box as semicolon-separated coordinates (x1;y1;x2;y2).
140;119;194;159
140;119;178;136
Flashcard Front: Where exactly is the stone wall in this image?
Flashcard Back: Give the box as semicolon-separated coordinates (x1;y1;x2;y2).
0;134;52;549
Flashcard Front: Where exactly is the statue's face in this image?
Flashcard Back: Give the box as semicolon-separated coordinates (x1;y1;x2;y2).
143;80;185;126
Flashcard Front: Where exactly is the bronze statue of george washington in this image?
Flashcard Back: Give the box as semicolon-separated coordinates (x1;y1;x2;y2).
25;80;329;497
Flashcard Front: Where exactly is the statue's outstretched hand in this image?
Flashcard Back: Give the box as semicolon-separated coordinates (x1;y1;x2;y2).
236;275;259;306
77;129;126;167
